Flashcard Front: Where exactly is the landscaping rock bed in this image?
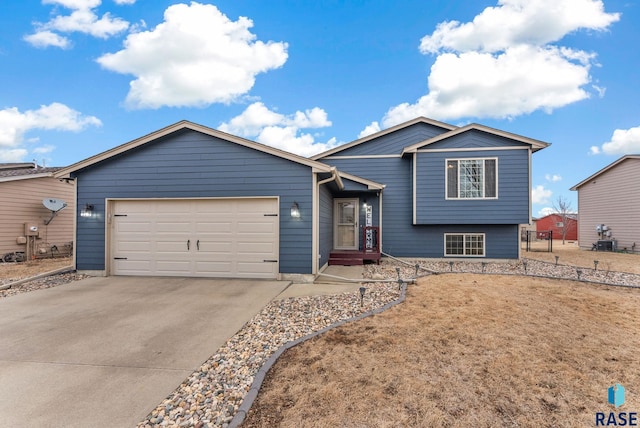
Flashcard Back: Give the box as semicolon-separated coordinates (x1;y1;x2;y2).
0;272;88;298
138;259;640;428
2;258;638;428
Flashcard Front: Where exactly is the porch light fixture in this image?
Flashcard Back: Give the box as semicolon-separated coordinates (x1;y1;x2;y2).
290;202;300;218
80;203;94;218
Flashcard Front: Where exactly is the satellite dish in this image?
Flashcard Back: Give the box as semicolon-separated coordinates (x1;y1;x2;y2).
43;198;68;225
43;198;67;212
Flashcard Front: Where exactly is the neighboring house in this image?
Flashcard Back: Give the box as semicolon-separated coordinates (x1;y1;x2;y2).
0;163;75;260
521;218;537;241
535;213;577;241
570;155;640;253
55;118;548;280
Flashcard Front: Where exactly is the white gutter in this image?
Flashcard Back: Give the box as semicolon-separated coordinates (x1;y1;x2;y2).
318;167;344;189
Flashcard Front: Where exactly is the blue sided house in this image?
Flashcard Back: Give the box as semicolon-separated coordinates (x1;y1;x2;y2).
55;117;549;281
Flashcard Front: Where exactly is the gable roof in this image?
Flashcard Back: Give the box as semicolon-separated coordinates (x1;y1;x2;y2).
537;213;578;221
310;116;457;160
338;171;385;190
570;154;640;191
401;123;550;155
55;120;334;178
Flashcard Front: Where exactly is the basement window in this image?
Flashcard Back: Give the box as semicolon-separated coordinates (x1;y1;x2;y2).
444;233;485;257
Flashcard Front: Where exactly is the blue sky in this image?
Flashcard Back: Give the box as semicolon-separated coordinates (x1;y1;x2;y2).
1;0;637;217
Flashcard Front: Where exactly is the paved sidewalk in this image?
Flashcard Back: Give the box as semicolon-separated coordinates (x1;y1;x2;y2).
276;265;366;299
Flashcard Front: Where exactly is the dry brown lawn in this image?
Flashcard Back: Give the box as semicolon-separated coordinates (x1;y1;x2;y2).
243;274;640;427
522;240;639;274
0;257;73;280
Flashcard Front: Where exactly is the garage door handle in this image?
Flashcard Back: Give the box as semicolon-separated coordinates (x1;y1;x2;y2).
187;239;190;250
263;259;278;263
197;240;200;251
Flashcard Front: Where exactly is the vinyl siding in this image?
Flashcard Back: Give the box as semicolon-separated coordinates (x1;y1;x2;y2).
415;148;530;224
0;177;75;256
423;129;531;150
575;158;640;252
327;122;450;156
323;157;416;256
73;129;314;273
325;157;520;258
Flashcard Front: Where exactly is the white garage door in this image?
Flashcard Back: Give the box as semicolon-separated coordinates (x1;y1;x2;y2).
110;198;279;278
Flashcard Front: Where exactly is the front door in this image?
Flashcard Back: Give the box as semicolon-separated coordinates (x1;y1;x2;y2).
334;198;359;250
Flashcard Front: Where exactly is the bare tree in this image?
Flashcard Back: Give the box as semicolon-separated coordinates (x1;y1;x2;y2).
552;195;575;244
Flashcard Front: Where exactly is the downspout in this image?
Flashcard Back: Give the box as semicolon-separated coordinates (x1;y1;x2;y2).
318;167;344;189
314;167;343;275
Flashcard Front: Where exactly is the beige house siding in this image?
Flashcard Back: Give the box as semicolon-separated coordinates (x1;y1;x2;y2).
0;176;75;257
574;157;640;252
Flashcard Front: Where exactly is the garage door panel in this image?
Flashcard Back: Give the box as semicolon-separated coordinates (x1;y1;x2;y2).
198;242;233;253
194;222;233;233
115;240;151;252
193;261;234;274
113;260;152;273
237;262;277;275
237;242;276;254
111;198;279;278
238;222;276;234
154;261;192;275
156;221;192;233
116;221;153;233
155;240;190;251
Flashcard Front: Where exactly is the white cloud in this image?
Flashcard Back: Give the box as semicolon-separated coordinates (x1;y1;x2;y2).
97;3;288;109
33;145;56;154
24;0;130;48
590;126;640;155
545;174;562;182
537;207;556;218
537;207;555;217
383;45;592;126
379;0;619;128
532;184;553;204
218;102;339;157
43;0;101;9
23;30;70;49
419;0;619;54
0;103;101;161
45;9;129;38
358;121;381;139
114;0;136;4
0;149;29;163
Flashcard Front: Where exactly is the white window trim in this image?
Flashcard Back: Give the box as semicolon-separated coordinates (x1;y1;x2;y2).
444;233;486;257
445;157;498;200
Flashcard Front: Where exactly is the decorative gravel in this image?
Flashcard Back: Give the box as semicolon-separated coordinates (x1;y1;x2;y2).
137;259;639;428
2;259;638;428
0;272;88;298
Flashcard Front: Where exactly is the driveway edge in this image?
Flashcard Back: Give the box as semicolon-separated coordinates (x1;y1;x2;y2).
0;266;74;291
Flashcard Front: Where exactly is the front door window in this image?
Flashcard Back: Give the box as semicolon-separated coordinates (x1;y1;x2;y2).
335;199;358;250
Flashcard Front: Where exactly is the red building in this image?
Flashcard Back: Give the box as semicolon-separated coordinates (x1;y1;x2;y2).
536;213;578;241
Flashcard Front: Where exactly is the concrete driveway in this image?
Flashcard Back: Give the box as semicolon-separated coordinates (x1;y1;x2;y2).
0;276;290;428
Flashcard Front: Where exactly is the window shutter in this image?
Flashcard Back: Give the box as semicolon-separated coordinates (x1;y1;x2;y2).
484;159;496;197
447;160;458;198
